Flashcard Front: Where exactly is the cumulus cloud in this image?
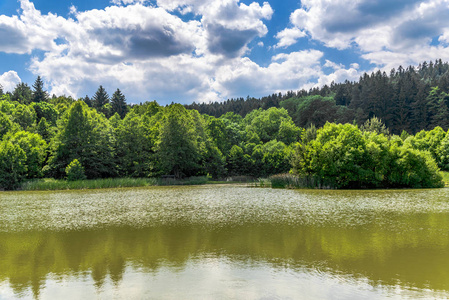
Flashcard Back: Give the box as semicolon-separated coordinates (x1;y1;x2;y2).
110;0;146;5
275;27;306;48
0;0;366;103
158;0;272;57
276;0;449;70
0;71;21;92
212;50;325;98
0;0;69;54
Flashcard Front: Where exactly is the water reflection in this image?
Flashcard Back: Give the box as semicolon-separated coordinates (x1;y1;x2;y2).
1;186;449;299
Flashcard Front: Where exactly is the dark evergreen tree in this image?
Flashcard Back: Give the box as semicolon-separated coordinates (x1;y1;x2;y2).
92;85;109;113
111;89;128;118
83;95;93;107
11;82;32;104
32;76;48;103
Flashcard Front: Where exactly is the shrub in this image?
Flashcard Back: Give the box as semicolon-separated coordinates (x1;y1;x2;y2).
66;159;86;181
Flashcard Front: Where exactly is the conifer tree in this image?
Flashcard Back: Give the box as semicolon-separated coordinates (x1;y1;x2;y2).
11;82;32;104
111;89;128;118
32;76;48;103
93;85;109;110
83;95;93;107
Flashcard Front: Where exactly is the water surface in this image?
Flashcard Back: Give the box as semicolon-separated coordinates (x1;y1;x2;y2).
1;185;449;299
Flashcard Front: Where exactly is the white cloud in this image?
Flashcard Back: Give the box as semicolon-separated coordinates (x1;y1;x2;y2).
110;0;147;5
158;0;272;57
275;27;306;48
212;50;325;98
0;0;365;103
0;71;21;92
276;0;449;70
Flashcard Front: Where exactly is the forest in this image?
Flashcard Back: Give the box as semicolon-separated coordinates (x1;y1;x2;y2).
1;60;449;190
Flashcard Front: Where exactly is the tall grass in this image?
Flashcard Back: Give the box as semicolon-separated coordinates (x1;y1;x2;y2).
20;176;211;191
21;177;159;191
269;173;337;189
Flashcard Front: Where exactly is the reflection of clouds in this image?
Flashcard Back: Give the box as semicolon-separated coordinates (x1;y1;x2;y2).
3;257;447;299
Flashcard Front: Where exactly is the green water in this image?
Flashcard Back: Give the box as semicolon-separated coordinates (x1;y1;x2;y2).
1;185;449;299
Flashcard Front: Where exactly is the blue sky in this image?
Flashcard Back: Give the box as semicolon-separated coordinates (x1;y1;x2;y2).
1;0;449;105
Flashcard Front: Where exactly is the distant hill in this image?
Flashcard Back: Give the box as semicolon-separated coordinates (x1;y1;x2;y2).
186;59;449;134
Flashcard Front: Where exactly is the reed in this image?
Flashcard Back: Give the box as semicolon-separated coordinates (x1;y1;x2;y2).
21;177;158;191
269;173;337;189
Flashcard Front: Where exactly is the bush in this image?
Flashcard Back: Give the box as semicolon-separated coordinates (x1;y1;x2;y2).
66;159;86;181
0;141;27;190
292;122;444;189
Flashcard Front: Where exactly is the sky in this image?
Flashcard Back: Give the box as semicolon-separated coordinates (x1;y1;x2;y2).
1;0;449;105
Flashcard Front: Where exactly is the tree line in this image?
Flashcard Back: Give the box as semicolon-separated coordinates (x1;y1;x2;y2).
1;60;449;189
187;59;449;135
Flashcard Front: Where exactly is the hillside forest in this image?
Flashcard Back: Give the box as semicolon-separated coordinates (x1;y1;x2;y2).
1;60;449;190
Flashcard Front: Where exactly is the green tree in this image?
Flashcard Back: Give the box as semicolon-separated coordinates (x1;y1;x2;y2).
32;76;48;103
92;85;110;115
0;111;15;140
66;159;87;181
48;101;116;179
0;140;27;190
360;117;390;135
12;104;37;130
6;131;47;178
115;111;157;177
244;107;295;143
156;104;201;178
260;140;291;176
35;117;52;143
292;122;443;188
11;82;32;104
227;145;251;176
111;89;128;119
31;102;58;125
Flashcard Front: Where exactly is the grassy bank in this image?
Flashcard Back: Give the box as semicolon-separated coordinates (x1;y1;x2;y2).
21;178;158;191
20;176;211;191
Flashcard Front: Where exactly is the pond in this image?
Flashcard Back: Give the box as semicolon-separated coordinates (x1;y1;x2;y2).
0;185;449;299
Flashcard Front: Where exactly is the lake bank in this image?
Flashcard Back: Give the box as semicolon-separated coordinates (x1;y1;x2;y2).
9;170;449;192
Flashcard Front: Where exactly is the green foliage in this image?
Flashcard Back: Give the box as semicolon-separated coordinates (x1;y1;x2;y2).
292;122;444;188
227;145;251;176
405;126;446;167
0;140;27;190
115;111;156;177
49;95;75;115
65;159;87;181
92;85;110;116
156;104;202;178
35;117;53;143
5;131;47;178
111;89;128;118
32;76;48;103
387;145;443;188
11;82;32;104
0;111;14;140
244;107;298;144
21;177;157;190
11;103;36;130
31;102;58;124
360;117;390;135
281;95;347;128
48;101;116;179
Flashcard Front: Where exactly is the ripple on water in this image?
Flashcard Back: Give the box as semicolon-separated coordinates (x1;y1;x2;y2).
1;186;449;232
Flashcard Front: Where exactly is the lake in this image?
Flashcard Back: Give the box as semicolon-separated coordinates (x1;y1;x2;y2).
1;185;449;299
